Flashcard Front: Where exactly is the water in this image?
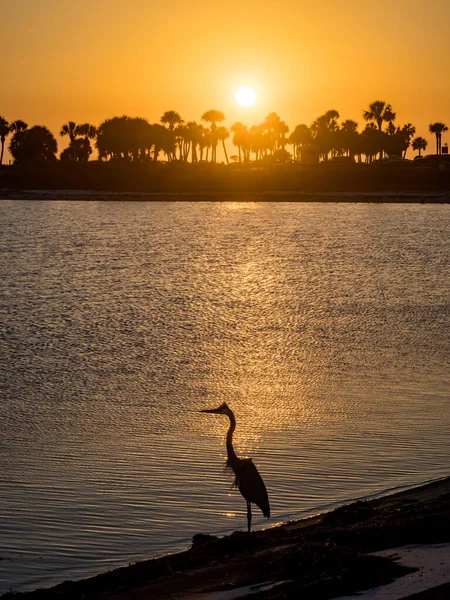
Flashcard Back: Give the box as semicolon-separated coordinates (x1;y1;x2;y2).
0;200;448;594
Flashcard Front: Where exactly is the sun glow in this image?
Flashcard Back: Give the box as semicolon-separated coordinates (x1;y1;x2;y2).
235;86;258;107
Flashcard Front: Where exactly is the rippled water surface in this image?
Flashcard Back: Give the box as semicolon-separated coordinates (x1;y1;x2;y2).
0;200;449;593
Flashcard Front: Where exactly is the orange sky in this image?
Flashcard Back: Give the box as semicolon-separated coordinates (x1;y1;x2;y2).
2;0;450;160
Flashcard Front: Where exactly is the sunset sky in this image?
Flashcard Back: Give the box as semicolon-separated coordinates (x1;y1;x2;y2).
2;0;450;158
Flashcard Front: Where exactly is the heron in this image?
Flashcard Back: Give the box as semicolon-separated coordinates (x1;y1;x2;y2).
200;402;270;534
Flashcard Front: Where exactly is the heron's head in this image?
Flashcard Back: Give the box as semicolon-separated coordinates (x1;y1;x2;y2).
199;402;230;416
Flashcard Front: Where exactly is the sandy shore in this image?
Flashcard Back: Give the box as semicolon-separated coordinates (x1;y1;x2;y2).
2;476;450;599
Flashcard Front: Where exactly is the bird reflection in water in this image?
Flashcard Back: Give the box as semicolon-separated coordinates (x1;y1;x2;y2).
200;403;270;533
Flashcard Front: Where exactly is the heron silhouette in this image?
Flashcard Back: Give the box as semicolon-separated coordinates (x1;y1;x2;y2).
200;403;270;533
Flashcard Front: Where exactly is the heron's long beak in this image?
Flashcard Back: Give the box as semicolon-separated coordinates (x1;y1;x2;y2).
199;407;222;414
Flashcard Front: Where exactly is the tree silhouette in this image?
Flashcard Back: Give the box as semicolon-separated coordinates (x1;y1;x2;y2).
216;126;230;164
5;101;434;167
60;123;97;162
363;101;395;158
249;123;266;161
76;123;97;140
263;113;289;154
9;120;28;134
96;116;154;161
60;138;92;162
201;110;225;162
149;123;172;162
231;122;252;163
0;116;10;164
429;122;448;155
183;121;204;163
160;111;183;131
411;136;428;157
9;126;57;163
60;121;78;144
311;110;340;160
399;123;416;157
338;120;359;158
288;124;312;161
160;112;183;161
361;123;382;163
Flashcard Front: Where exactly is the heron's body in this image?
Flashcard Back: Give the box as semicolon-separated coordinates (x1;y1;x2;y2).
200;403;270;533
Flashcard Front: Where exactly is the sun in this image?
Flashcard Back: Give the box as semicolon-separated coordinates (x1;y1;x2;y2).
235;86;258;108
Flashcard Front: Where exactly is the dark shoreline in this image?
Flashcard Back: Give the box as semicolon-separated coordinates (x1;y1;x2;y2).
1;162;450;201
3;476;450;599
1;190;450;202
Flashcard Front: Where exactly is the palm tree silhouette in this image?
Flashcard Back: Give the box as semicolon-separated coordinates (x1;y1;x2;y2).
216;126;230;164
60;138;92;162
429;122;448;155
230;122;251;163
10;126;57;163
0;116;10;164
201;110;225;162
399;124;416;157
363;101;395;131
339;120;359;158
311;110;340;161
60;121;78;144
160;111;183;132
76;123;97;140
9;120;28;134
363;101;395;158
289;124;312;161
412;136;428;157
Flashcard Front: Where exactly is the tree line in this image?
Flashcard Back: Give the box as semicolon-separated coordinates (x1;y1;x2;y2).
0;101;448;165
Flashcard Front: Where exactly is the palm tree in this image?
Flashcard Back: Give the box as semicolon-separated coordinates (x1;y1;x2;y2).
183;121;204;163
148;123;171;162
96;116;152;161
199;128;211;162
61;123;97;162
363;101;395;158
0;117;28;165
60;138;92;162
339;120;359;158
311;110;340;160
76;123;97;140
9;120;28;134
400;123;416;157
160;111;183;132
362;122;382;163
288;124;312;161
60;121;78;144
429;122;448;155
201;110;225;162
9;126;57;163
412;136;428;158
216;126;230;164
249;124;267;161
230;122;244;163
231;122;251;163
0;117;10;164
274;119;289;151
363;101;395;131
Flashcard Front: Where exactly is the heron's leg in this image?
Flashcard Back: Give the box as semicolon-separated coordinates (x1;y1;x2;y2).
247;501;252;534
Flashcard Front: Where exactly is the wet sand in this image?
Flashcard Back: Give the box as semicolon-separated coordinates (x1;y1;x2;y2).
2;476;450;599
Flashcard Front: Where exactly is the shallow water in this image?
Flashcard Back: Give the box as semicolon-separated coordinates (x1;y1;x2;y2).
0;200;449;594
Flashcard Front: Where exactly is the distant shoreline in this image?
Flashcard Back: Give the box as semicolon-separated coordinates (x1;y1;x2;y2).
1;189;450;202
1;162;450;201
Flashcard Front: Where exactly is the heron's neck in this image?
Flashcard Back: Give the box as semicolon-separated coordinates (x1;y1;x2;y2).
226;411;239;467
